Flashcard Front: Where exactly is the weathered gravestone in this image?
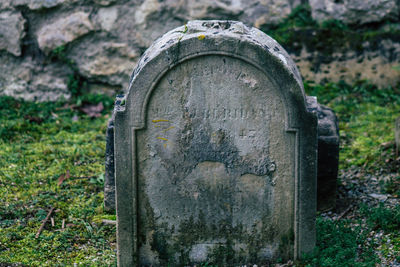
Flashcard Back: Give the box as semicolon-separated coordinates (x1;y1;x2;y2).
113;20;318;266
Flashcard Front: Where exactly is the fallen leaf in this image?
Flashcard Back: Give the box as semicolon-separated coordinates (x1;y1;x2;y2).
79;102;104;118
24;115;44;124
381;141;394;149
56;103;77;111
57;170;70;186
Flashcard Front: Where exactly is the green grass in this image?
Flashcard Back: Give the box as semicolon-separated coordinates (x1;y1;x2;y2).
305;80;400;172
302;218;378;267
301;80;400;266
0;96;116;266
361;203;400;232
0;78;399;265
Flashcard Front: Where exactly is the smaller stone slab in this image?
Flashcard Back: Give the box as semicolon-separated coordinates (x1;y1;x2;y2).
0;11;26;56
308;100;339;211
396;116;400;156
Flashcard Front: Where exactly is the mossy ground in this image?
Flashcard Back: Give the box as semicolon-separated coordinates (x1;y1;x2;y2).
1;79;399;266
305;80;400;172
0;96;117;266
302;81;400;267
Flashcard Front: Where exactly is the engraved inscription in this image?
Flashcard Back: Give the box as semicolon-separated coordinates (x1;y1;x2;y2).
151;106;267;120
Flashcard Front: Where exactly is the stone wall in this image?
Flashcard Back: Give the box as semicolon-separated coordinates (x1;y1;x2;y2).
0;0;399;101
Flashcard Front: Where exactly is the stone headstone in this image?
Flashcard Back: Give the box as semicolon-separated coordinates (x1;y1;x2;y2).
396;116;400;156
113;20;318;266
306;100;339;211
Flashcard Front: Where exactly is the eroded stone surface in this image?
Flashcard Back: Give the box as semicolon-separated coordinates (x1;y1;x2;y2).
0;11;26;56
396;117;400;155
316;105;339;211
104;117;115;212
105;99;340;213
96;7;118;32
1;0;398;101
106;100;340;212
136;56;291;265
127;0;302;48
113;20;317;266
0;54;71;101
292;41;400;88
93;0;118;6
70;41;138;88
310;0;399;25
307;98;339;211
13;0;69;10
37;11;94;54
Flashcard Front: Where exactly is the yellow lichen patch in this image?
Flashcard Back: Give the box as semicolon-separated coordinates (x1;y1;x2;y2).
163;143;167;148
198;34;205;40
162;126;175;132
152;119;169;123
156;137;168;141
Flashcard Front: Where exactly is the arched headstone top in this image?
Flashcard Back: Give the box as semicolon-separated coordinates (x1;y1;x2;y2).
120;20;308;129
114;20;317;266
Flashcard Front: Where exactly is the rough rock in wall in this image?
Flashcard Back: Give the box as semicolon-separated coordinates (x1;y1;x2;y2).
0;11;26;56
37;11;94;55
309;0;399;25
292;38;400;87
0;0;399;101
0;0;305;101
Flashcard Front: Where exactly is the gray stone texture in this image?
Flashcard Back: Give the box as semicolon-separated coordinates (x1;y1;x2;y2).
104;117;115;212
105;100;340;212
0;11;26;56
396;117;400;155
0;54;71;101
104;94;125;212
316;105;339;212
0;0;399;101
306;97;339;211
113;20;317;266
37;11;94;55
14;0;70;10
69;40;138;89
292;38;400;88
309;0;399;25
